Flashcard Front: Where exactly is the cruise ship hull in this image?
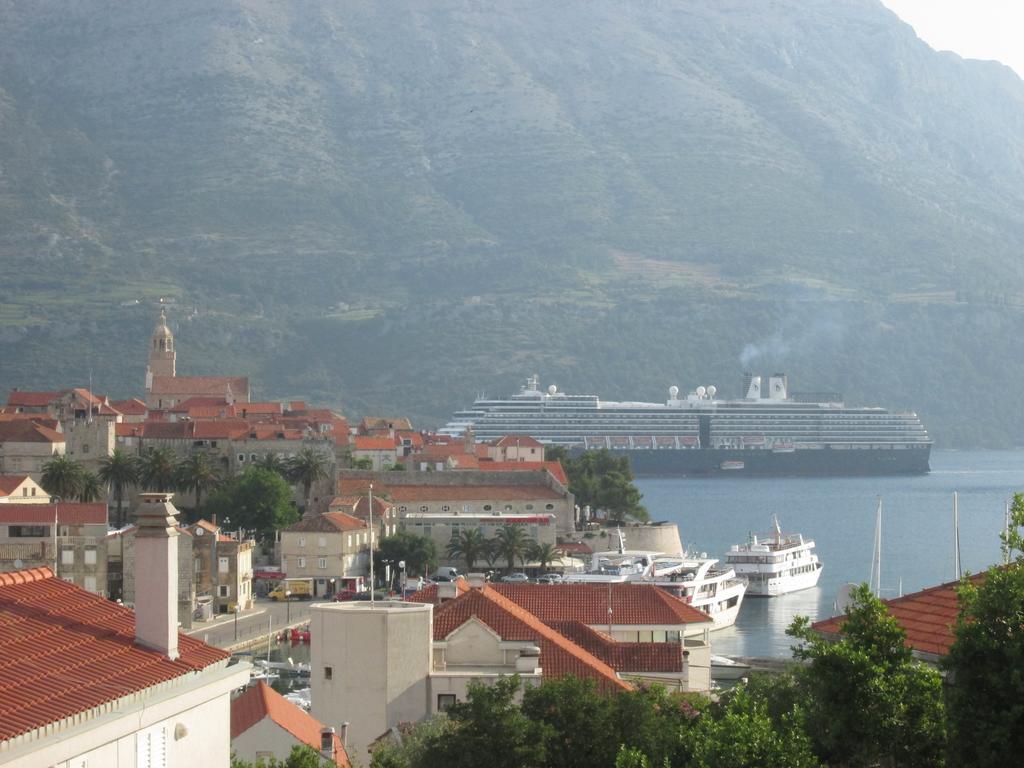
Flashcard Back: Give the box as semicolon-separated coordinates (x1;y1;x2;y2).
600;445;931;477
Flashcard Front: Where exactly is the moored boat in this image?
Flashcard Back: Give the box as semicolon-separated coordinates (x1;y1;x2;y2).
725;516;822;597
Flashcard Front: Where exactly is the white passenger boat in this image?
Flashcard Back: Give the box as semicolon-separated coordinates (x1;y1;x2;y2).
562;530;747;629
711;654;752;681
725;516;823;596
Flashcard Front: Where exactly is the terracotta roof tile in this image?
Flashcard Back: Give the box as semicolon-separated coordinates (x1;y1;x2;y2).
475;461;569;486
0;503;107;525
488;583;714;626
494;435;544;449
5;391;61;408
110;398;148;415
361;484;562;502
552;621;684;673
0;474;32;496
285;513;367;533
431;587;629;692
353;436;398;451
812;572;988;657
149;375;250;397
231;682;349;766
0;567;228;740
0;420;65;443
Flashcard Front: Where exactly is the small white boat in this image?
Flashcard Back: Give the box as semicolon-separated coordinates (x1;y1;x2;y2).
726;516;822;597
711;654;752;681
284;687;312;711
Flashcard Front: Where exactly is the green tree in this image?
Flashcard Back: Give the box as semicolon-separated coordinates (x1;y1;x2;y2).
254;452;289;477
493;524;530;572
684;685;815;768
446;527;489;572
376;530;438;578
40;455;84;500
98;448;139;526
174;451;222;511
417;676;545;768
521;676;617;768
944;492;1024;767
76;471;104;502
137;446;177;492
556;450;647;524
231;744;334;767
349;456;374;470
205;467;298;543
526;541;560;571
788;583;946;767
370;717;453;768
288;447;332;510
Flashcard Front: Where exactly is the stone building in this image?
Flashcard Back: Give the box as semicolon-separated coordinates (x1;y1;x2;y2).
114;523;197;629
189;520;255;614
143;309;250;409
0;420;65;479
0;502;107;595
281;512;370;596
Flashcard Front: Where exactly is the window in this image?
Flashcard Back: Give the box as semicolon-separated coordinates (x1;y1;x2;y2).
297;557;306;568
84;548;97;565
441;505;450;512
318;557;327;569
250;453;258;461
346;535;352;547
82;443;90;453
31;487;36;496
419;505;428;512
218;585;230;598
483;505;492;511
62;548;75;565
324;666;333;680
545;504;554;510
525;504;534;511
21;488;28;497
8;525;48;538
195;558;202;574
238;454;246;462
84;576;97;593
399;505;407;512
504;504;513;511
219;556;229;574
299;536;306;548
318;536;326;548
437;694;457;711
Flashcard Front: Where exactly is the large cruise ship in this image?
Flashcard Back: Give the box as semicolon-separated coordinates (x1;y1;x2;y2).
440;374;931;476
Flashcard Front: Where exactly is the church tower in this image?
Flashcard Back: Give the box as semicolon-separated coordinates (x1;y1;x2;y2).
145;309;176;391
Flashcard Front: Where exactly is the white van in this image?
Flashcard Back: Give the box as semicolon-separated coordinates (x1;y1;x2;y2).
432;566;461;582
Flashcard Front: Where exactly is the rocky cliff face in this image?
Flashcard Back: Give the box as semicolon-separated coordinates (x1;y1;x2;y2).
2;0;1024;445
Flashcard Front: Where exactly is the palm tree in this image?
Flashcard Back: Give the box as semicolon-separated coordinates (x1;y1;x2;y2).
98;448;139;527
76;471;104;503
494;525;530;573
446;527;489;572
254;452;288;477
137;446;177;492
527;541;560;572
288;447;332;510
175;452;222;511
40;455;84;500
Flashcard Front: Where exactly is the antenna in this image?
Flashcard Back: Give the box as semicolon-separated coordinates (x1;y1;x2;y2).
870;497;882;598
369;483;375;606
953;491;962;580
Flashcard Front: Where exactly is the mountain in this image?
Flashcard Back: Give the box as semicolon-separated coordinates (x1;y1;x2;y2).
2;0;1024;446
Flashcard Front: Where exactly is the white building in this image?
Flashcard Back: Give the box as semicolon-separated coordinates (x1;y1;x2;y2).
0;493;248;767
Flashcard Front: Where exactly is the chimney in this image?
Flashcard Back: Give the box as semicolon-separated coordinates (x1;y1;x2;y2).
467;573;487;589
320;727;336;763
134;492;180;660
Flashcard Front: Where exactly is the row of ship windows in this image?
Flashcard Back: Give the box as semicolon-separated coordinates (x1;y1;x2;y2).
396;503;555;512
744;564;819;581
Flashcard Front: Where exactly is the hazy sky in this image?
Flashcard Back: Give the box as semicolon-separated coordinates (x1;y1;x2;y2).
881;1;1024;78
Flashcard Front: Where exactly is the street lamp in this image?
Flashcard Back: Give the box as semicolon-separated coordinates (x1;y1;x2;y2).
399;560;406;595
285;590;292;623
233;605;239;641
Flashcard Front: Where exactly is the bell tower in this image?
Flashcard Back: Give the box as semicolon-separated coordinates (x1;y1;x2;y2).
146;309;176;391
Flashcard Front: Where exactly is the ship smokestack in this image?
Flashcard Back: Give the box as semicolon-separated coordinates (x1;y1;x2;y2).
745;375;762;400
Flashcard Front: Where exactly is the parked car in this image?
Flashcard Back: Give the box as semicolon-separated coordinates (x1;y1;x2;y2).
501;573;530;583
536;573;564;584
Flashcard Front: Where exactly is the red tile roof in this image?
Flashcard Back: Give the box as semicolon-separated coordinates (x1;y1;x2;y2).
369;485;563;502
0;503;107;526
812;572;988;657
231;682;349;766
110;398;148;415
5;390;61;408
476;460;569;486
149;375;250;397
489;583;714;626
0;420;65;444
353;436;398;451
431;586;630;692
0;474;31;496
0;567;229;740
494;434;545;449
285;512;368;533
139;419;250;440
552;621;684;673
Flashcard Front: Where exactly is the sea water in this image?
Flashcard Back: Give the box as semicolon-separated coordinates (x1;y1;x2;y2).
636;450;1024;658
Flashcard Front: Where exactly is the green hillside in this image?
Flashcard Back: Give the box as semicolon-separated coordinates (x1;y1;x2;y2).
1;0;1024;446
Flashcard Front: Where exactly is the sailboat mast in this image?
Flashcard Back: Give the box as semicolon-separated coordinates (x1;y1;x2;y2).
870;497;883;598
953;491;962;580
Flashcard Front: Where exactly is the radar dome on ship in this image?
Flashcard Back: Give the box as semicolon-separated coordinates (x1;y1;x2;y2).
707;385;717;398
696;386;706;397
669;385;679;398
548;384;558;395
